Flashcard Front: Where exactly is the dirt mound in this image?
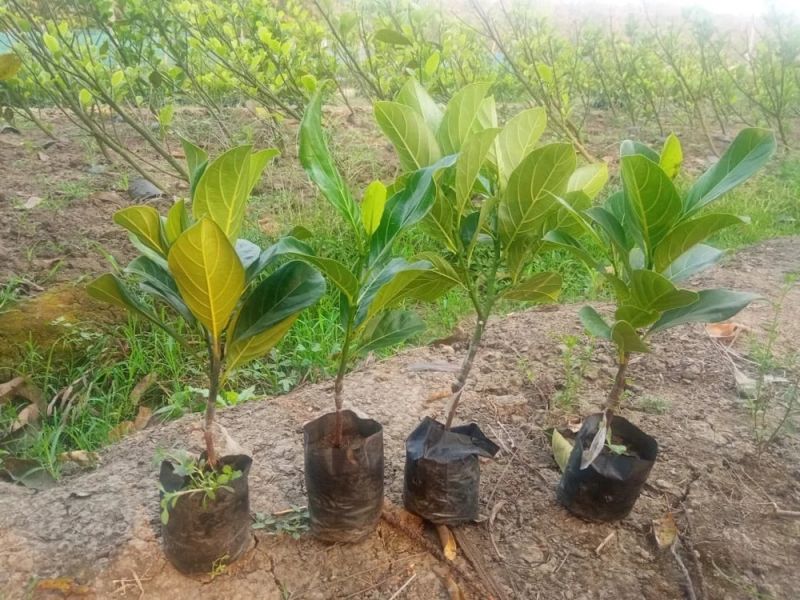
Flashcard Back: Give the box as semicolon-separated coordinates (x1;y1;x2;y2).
1;237;799;599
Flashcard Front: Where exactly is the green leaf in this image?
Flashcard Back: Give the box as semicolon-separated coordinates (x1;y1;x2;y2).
614;304;660;328
653;214;744;272
225;315;298;374
247;148;279;191
168;218;245;340
87;274;184;342
299;88;360;234
0;53;22;81
620;154;682;256
620;139;660;163
361;180;387;235
611;320;650;356
389;252;464;301
455;128;499;216
114;206;167;256
373;28;412;46
357;310;425;354
356;258;430;326
164;199;190;246
395;78;443;132
436;82;491;155
476;95;498;129
579;306;611;340
234;239;261;270
501;272;562;303
659;134;682;179
192;145;254;240
125;255;194;324
650;289;759;334
180;137;208;194
585;206;630;258
499;143;576;247
43;33;59;54
368;159;452;266
661;244;725;283
374;101;441;170
78;88;93;108
567;163;608;200
543;230;600;271
494;107;547;185
231;261;325;342
685;128;776;215
629;270;698;312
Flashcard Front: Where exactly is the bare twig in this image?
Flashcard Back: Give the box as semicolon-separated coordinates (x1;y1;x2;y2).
387;573;418;600
594;530;617;556
671;542;698;600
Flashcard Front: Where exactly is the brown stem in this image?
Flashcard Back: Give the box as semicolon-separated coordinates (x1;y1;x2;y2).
205;343;221;467
603;354;629;412
445;316;486;429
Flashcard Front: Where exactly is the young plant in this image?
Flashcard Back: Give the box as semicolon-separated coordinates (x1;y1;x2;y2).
294;86;451;446
547;128;776;464
375;79;607;428
87;142;326;465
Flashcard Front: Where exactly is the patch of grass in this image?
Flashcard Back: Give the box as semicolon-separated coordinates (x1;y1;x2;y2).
43;178;96;210
553;334;595;410
635;394;671;415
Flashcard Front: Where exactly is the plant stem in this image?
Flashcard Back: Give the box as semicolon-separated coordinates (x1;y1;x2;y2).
333;316;354;447
205;341;221;467
603;353;629;412
445;315;486;429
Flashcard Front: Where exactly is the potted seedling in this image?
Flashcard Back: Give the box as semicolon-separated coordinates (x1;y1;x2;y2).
375;79;607;523
288;87;454;542
88;142;326;572
548;128;776;521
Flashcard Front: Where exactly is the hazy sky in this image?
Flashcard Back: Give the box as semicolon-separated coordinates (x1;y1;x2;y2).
559;0;800;17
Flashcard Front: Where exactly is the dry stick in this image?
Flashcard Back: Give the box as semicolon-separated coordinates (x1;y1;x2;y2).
451;527;508;600
671;542;698;600
682;505;709;600
594;530;617;556
387;573;418;600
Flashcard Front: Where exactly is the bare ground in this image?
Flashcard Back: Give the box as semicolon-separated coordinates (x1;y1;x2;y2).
1;237;798;600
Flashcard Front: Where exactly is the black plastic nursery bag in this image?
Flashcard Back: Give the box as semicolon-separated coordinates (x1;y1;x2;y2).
304;409;384;543
557;413;658;522
159;453;253;574
404;416;499;525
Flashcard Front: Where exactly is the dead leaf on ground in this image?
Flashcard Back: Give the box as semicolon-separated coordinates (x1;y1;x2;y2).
706;322;748;346
133;406;152;431
444;575;465;600
108;421;135;442
59;450;100;467
11;403;40;432
35;577;91;595
0;457;57;489
653;512;678;550
130;373;157;406
436;524;457;561
22;195;43;209
37;151;49;162
0;376;45;412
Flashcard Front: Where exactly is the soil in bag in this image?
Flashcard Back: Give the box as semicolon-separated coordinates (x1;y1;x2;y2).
304;409;384;543
404;416;499;525
557;413;658;522
159;454;253;574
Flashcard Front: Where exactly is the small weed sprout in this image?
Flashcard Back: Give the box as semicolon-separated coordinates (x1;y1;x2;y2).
554;334;595;410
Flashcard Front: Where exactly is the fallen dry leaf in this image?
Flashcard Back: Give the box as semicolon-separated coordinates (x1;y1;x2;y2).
22;195;43;209
59;450;99;467
35;577;91;595
653;512;678;550
37;151;49;162
0;376;45;412
129;373;157;406
436;524;457;561
133;406;152;431
444;575;465;600
108;421;135;442
11;403;40;432
706;322;748;346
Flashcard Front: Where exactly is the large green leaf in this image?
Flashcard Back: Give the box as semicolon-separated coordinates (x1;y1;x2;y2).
585;206;629;259
629;270;698;312
373;28;412;46
387;252;464;301
225;315;297;375
395;78;443;132
499;143;576;247
567;163;608;200
650;289;759;333
501;272;562;303
180;137;208;195
614;304;660;328
86;274;183;342
299;88;360;234
685;128;776;215
661;244;725;283
355;258;430;326
455;128;499;216
114;206;166;256
579;306;611;339
192;145;253;240
543;230;600;271
659;134;682;179
620;154;682;256
164;199;190;246
620;139;660;163
168;218;245;340
494;107;547;185
374;101;441;170
368;158;454;265
436;82;491;155
247;148;279;190
611;320;650;356
232;261;325;342
356;310;425;354
653;213;743;272
125;255;194;324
